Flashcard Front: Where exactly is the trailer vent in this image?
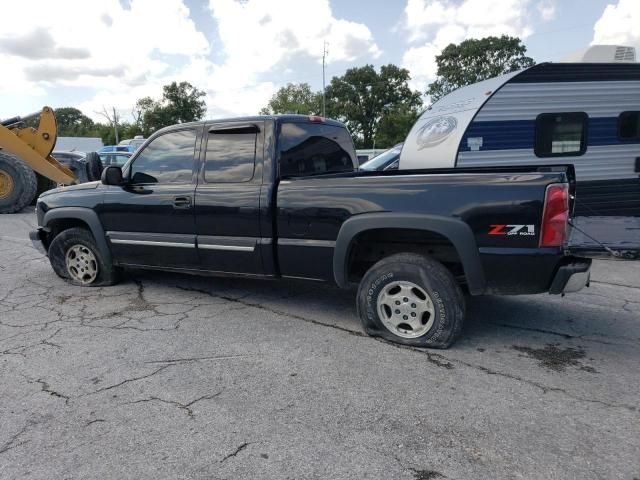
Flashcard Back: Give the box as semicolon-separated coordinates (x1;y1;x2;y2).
614;46;636;62
560;45;637;63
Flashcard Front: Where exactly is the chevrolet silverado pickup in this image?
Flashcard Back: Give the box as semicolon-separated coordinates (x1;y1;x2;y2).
31;115;603;348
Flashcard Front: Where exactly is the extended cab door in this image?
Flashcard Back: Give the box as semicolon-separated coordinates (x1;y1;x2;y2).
194;122;265;274
99;127;200;268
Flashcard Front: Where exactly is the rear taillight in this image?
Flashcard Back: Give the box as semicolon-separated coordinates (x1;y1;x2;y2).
539;183;569;247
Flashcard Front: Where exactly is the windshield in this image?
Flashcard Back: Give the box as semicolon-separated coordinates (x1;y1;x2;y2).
359;144;402;171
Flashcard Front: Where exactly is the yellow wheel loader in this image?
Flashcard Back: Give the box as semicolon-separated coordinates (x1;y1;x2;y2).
0;107;102;213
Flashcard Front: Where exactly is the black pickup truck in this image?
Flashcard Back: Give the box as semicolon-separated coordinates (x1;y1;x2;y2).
31;115;602;348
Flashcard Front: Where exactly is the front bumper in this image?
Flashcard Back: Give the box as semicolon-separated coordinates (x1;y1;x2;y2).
549;259;591;294
29;229;47;255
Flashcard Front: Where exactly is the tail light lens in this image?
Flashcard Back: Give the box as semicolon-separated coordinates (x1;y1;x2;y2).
539;183;569;247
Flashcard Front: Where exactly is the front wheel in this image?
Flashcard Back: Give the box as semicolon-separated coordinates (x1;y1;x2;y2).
48;227;120;286
356;253;465;349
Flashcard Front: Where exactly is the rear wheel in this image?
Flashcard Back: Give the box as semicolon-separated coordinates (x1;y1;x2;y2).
0;152;37;213
48;227;120;286
85;152;104;181
356;253;465;348
35;172;57;200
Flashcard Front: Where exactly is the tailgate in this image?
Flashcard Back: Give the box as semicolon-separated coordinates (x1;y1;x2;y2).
567;216;640;260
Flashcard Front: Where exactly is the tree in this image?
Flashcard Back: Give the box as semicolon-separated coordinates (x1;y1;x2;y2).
136;81;207;135
427;36;535;102
54;107;95;137
260;83;322;115
325;64;423;148
95;106;121;143
374;107;421;148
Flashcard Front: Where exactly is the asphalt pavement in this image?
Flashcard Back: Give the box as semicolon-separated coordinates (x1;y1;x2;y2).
1;210;639;480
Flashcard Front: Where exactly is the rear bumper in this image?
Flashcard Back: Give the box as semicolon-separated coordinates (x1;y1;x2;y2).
549;259;591;294
29;229;47;255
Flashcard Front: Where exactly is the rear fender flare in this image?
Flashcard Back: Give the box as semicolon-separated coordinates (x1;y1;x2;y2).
43;207;112;265
333;213;486;295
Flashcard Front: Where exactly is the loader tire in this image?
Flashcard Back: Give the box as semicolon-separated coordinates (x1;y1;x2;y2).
0;152;37;213
85;152;104;181
35;173;57;200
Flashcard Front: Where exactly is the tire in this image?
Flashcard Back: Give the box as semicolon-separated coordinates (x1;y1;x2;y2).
48;227;120;286
85;152;103;181
356;253;465;349
0;152;37;213
34;172;57;200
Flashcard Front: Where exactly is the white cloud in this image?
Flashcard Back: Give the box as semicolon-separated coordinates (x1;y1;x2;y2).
205;0;381;116
0;0;209;120
401;0;552;92
0;0;381;122
592;0;640;49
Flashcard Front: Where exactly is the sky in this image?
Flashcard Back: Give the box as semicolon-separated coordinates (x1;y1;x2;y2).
0;0;638;123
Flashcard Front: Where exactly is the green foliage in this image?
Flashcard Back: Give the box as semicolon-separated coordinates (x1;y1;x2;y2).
54;107;95;136
135;81;207;135
427;35;535;102
325;64;423;148
260;83;322;115
374;107;421;148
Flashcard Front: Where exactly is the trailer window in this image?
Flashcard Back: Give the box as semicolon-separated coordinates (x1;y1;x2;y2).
535;112;587;157
618;111;640;140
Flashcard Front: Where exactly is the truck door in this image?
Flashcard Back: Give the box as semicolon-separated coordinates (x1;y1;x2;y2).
194;122;265;274
99;127;200;268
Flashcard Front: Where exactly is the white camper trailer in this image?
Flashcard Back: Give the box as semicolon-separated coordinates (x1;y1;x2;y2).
401;46;640;216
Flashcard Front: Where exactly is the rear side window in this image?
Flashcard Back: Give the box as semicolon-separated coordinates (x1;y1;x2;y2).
205;126;257;183
130;129;196;184
535;112;587;157
618;111;640;140
279;122;356;178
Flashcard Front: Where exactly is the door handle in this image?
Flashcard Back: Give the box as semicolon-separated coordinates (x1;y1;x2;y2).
173;196;192;209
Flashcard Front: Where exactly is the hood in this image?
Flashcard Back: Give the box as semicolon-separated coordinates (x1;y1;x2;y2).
39;181;101;198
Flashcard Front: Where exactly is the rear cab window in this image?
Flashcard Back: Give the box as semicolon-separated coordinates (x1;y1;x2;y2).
535;112;587;157
278;121;356;178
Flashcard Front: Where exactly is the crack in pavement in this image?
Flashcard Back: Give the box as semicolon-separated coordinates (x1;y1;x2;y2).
36;378;71;404
220;442;253;463
85;419;106;427
0;423;30;455
125;390;224;418
175;284;640;412
144;354;257;365
85;365;172;396
485;322;640;347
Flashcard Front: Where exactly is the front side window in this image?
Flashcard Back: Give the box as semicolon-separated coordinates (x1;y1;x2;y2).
619;111;640;140
535;112;587;157
130;129;196;184
205;126;257;183
279;122;356;178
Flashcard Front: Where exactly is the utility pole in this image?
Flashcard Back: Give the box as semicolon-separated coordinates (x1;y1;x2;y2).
322;41;328;118
112;106;119;144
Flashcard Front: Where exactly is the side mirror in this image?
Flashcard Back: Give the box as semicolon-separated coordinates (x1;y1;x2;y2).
101;166;123;185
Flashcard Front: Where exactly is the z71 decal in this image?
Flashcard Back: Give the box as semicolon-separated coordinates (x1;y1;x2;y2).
489;225;535;236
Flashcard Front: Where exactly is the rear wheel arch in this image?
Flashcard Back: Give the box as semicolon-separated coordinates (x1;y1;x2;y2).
43;207;112;265
333;213;486;294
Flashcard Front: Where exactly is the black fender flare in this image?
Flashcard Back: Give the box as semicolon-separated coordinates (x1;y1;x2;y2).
332;213;486;295
42;207;112;265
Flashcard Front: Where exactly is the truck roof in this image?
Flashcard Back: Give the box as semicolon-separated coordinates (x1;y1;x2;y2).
154;114;347;137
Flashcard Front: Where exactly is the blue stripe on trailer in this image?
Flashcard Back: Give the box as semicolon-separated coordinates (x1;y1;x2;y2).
460;117;640;152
